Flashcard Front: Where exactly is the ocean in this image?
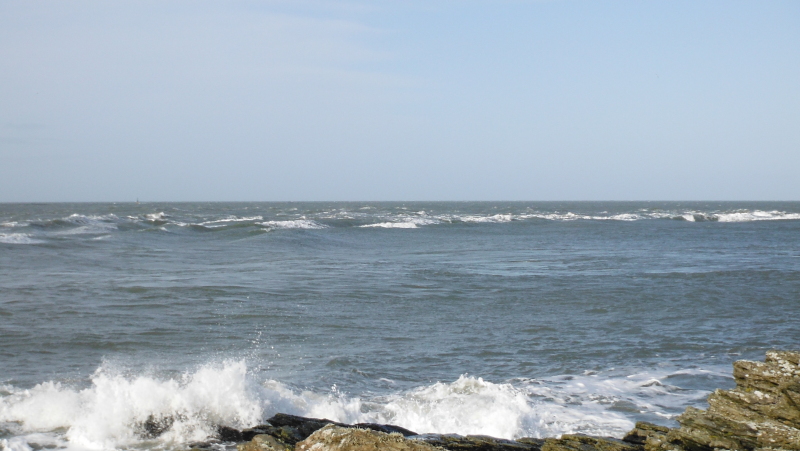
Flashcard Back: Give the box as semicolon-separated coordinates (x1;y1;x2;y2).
1;202;799;451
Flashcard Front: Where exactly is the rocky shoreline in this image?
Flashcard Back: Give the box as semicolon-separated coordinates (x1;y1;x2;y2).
191;350;799;451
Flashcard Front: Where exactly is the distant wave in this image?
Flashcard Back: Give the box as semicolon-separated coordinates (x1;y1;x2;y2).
1;221;28;228
3;208;799;241
0;233;44;245
259;220;326;230
361;222;420;228
360;218;438;229
200;216;264;227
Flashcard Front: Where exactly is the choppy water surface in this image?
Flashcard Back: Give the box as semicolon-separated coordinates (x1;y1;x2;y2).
1;202;799;451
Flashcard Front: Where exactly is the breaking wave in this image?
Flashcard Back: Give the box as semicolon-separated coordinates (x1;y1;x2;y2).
0;361;724;451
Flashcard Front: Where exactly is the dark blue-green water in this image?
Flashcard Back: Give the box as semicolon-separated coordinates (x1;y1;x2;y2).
1;202;799;450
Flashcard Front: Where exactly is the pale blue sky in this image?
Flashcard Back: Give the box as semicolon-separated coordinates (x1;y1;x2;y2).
1;0;798;201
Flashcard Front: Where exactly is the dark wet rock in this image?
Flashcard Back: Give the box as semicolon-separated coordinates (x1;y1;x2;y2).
241;425;304;445
241;414;421;444
414;433;543;451
188;441;220;450
542;435;641;451
140;414;174;438
265;413;343;442
295;425;441;451
218;425;244;442
354;422;418;437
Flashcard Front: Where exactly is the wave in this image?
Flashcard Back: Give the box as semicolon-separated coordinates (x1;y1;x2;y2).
0;361;724;451
26;214;120;236
200;216;264;227
0;233;43;245
715;210;800;222
259;220;326;230
360;218;438;229
1;222;28;228
4;208;798;241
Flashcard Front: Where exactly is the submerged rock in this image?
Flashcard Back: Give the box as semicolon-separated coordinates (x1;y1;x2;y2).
295;425;441;451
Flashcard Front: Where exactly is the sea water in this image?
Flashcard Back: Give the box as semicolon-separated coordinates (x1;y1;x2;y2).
1;202;799;451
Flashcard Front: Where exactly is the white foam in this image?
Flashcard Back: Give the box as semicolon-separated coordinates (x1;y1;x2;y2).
1;222;27;228
360;217;439;228
0;233;43;244
200;216;263;227
259;220;326;230
369;375;539;439
144;212;167;221
360;222;419;228
0;438;33;451
0;362;263;451
456;214;514;223
715;210;800;222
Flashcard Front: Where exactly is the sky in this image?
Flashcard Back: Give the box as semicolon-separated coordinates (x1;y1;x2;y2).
1;0;798;202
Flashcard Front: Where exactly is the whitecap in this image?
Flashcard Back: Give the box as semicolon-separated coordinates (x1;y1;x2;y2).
200;216;263;226
0;233;43;244
144;212;168;221
259;220;326;230
716;210;800;222
360;222;418;228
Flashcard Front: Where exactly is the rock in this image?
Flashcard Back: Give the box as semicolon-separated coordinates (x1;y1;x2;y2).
542;435;641;451
645;350;800;451
238;434;291;451
622;422;669;448
140;414;174;438
353;423;418;437
414;433;544;451
295;424;441;451
242;424;306;446
219;425;244;442
621;422;669;451
266;414;343;440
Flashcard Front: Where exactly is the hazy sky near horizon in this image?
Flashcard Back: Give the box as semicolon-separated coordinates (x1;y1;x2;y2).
1;1;799;202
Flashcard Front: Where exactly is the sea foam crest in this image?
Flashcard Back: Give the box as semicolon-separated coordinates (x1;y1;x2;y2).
0;233;43;245
200;216;264;227
360;218;439;228
715;210;800;222
259;220;326;230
